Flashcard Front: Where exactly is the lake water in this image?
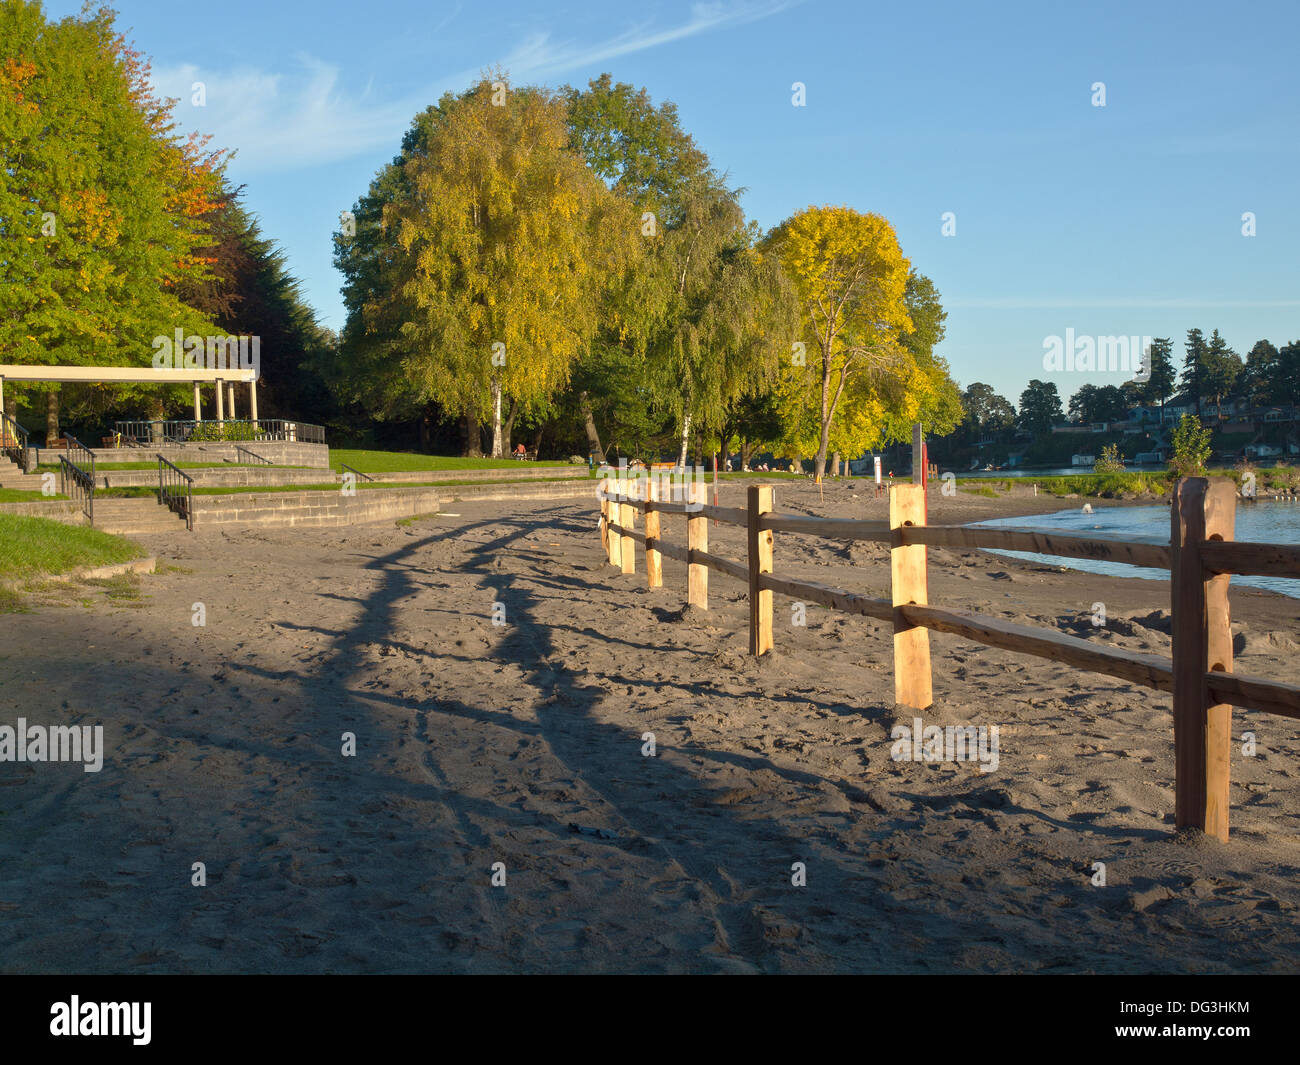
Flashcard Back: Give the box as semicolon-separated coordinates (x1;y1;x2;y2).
970;501;1300;600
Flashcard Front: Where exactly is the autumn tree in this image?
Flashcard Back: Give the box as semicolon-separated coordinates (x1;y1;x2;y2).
333;79;636;457
0;1;225;436
762;206;924;480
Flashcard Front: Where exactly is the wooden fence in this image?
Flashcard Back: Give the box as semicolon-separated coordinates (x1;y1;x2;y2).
597;475;1300;842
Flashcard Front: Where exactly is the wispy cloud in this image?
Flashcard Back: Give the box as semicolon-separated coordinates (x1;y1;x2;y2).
150;0;795;174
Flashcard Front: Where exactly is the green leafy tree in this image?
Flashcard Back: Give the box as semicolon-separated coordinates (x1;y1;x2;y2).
1241;340;1280;406
1017;379;1062;434
1169;412;1212;477
1180;328;1208;416
0;0;225;436
1202;329;1242;421
1142;337;1176;423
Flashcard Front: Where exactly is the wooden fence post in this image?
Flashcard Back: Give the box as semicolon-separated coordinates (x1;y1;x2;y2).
620;478;636;576
748;485;774;655
600;478;609;557
891;483;933;709
645;477;662;589
608;477;622;569
687;480;707;609
1171;477;1236;841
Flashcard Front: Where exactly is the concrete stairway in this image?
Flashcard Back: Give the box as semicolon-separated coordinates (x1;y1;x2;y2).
86;498;190;535
0;453;43;490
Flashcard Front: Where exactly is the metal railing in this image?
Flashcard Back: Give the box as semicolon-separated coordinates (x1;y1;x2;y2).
339;462;375;483
59;435;96;525
114;419;325;445
157;455;194;531
234;445;272;465
1;410;30;470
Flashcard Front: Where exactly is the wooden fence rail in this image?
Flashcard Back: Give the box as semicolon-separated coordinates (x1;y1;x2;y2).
595;475;1300;841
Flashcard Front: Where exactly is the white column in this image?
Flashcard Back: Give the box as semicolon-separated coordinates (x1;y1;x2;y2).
193;381;201;421
249;380;258;425
216;379;224;425
227;382;237;421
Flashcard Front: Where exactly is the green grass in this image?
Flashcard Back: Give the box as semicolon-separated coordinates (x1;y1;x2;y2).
329;449;572;473
0;513;145;580
0;488;67;502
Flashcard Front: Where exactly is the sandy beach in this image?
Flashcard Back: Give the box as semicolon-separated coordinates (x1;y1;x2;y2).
2;481;1298;973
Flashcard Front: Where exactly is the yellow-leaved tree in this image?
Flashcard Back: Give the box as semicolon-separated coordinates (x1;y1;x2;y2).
762;206;919;480
383;79;637;456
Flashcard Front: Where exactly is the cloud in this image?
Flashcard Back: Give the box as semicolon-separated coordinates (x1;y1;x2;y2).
149;0;795;174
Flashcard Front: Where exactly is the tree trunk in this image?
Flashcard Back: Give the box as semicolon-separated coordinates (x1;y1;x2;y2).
463;414;482;457
490;377;504;458
815;352;832;481
740;438;757;471
531;424;544;458
45;390;59;446
503;398;517;457
419;408;430;452
831;451;841;477
579;391;605;463
677;412;692;469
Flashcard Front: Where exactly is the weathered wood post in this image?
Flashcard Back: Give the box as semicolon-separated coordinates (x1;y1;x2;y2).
607;476;623;569
599;477;609;557
890;482;933;709
748;485;774;656
1171;477;1236;841
645;477;662;589
620;476;636;576
687;479;708;609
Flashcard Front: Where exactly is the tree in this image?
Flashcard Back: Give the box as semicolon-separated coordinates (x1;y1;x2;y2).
1068;383;1125;424
1241;340;1280;406
960;382;1015;437
1202;329;1241;421
1142;337;1176;423
562;74;713;461
1180;328;1208;416
1169;413;1212;477
1018;379;1062;434
0;1;225;433
333;79;634;457
763;206;917;480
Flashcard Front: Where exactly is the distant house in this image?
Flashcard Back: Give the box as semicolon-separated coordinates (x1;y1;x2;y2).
1071;453;1096;467
1133;450;1165;464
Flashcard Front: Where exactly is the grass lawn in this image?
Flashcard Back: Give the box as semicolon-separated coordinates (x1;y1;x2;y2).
0;513;145;581
329;449;573;473
0;488;67;502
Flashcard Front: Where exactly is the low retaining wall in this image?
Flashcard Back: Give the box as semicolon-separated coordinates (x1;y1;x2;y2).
36;441;330;469
96;466;333;489
193;487;442;527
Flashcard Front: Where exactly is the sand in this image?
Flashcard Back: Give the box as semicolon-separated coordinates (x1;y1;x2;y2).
1;480;1298;973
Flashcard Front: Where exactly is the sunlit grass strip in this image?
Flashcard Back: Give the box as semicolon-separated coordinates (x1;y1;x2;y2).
0;514;145;580
328;449;572;473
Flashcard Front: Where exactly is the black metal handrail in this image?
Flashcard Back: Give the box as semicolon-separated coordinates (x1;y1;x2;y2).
233;445;272;465
1;410;30;470
157;455;194;531
59;436;96;526
114;418;326;445
339;462;375;483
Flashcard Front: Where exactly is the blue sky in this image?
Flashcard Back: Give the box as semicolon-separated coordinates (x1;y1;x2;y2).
46;0;1300;406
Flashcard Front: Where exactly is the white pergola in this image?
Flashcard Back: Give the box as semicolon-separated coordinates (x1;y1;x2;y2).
0;364;258;424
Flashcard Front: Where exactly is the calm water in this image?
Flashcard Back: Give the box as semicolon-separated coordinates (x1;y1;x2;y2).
971;502;1300;600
